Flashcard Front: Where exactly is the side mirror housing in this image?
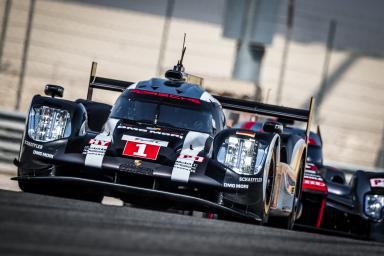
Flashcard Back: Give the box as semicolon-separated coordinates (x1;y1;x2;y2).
263;121;283;134
45;84;64;98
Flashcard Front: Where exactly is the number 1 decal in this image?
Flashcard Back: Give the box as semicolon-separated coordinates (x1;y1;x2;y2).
121;135;168;161
123;141;161;160
133;143;147;157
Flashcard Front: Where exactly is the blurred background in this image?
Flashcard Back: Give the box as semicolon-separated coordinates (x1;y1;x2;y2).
0;0;383;182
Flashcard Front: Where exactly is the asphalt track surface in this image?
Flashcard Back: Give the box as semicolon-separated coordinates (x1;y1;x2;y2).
0;189;383;256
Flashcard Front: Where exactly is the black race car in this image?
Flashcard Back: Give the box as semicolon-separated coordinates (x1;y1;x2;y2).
13;48;314;228
321;168;384;241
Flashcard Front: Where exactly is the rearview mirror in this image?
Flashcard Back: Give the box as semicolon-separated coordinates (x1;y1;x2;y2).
44;84;64;98
263;121;283;134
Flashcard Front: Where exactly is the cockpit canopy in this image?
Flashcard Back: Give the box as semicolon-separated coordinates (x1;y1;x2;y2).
110;87;224;135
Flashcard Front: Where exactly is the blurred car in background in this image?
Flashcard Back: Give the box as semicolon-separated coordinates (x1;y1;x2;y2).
321;168;384;242
284;126;328;229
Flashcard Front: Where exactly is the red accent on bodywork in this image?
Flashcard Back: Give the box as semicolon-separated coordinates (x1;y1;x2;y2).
308;137;318;145
130;89;201;104
306;164;318;171
302;178;328;193
315;198;326;228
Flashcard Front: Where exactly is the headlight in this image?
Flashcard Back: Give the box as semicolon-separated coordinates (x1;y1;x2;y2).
217;136;257;175
28;106;71;142
364;194;384;220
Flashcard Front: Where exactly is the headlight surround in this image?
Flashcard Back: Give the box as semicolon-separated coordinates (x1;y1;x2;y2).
217;136;258;175
364;194;384;221
28;106;71;142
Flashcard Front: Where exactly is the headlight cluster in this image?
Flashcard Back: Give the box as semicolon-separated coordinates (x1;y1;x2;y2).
28;106;71;142
218;136;257;175
364;194;384;221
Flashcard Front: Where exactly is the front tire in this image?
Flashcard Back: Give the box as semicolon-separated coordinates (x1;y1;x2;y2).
261;150;276;225
268;158;304;229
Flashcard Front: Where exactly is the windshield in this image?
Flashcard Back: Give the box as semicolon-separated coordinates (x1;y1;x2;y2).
111;96;213;134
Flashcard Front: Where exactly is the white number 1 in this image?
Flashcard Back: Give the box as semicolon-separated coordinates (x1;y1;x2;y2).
133;143;147;157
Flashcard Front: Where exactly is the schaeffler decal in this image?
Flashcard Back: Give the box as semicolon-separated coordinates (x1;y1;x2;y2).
171;131;210;183
239;177;262;183
85;134;111;168
370;178;384;188
121;135;168;160
117;125;184;139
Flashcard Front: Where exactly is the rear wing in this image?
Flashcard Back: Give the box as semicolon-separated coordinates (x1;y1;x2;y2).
86;62;134;100
214;95;315;144
85;61;314;143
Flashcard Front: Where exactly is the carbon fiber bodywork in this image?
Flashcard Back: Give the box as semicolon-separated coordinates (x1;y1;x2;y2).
14;62;314;226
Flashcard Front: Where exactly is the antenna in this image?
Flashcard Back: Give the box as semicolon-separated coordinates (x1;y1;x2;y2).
175;33;186;72
165;33;204;86
178;33;186;67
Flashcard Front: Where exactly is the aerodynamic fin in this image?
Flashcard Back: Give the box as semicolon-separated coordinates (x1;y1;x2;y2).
214;95;315;143
86;62;134;100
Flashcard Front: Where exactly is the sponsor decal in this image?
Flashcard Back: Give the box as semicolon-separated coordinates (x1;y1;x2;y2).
303;179;326;186
178;154;204;163
121;135;168;161
302;178;328;193
89;139;110;146
117;125;147;133
171;131;210;183
235;131;255;137
85;135;111;168
24;140;43;149
304;173;324;181
119;162;153;176
117;125;184;139
239;177;262;183
123;141;161;160
173;159;198;173
82;145;89;155
146;127;162;131
306;163;318;171
224;183;249;189
370;178;384;188
134;160;142;167
32;150;54;159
